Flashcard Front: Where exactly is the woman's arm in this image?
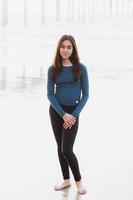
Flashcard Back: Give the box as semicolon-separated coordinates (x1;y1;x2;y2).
47;67;66;118
71;64;89;118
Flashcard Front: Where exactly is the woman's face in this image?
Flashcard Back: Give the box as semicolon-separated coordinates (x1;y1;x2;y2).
59;40;73;60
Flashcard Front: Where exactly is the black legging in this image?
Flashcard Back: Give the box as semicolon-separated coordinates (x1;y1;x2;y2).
49;104;81;182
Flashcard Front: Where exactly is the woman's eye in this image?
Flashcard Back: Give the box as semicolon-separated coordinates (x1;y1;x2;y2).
60;45;72;50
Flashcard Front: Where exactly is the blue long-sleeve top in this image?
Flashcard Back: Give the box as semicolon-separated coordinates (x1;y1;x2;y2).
47;63;89;119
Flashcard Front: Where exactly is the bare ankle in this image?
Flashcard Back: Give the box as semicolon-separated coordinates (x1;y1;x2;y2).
64;179;71;183
76;180;82;185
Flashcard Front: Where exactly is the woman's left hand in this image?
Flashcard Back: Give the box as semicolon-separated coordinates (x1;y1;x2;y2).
63;120;75;129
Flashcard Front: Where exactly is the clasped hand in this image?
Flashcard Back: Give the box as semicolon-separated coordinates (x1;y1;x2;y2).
63;113;76;129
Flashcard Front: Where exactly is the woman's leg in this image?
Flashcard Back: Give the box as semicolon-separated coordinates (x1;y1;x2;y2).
62;116;81;182
62;116;87;194
49;105;70;180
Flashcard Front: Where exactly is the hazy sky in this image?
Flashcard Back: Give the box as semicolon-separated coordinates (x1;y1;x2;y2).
0;0;132;25
0;0;81;23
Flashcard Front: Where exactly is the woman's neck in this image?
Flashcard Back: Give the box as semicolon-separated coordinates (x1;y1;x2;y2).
62;59;72;66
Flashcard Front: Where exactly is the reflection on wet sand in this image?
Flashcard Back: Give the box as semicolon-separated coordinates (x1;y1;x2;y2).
0;65;45;93
0;65;7;90
54;186;84;200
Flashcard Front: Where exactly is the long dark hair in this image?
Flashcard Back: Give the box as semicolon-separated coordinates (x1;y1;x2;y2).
51;35;81;81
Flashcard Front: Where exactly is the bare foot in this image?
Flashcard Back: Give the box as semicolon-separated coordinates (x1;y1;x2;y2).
76;180;87;194
54;179;71;191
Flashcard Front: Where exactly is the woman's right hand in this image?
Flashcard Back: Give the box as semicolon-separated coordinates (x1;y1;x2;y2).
63;113;76;126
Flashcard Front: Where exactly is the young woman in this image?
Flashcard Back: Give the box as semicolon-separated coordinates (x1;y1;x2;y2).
47;35;89;194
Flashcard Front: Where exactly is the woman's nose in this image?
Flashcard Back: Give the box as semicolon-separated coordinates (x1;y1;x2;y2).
64;48;68;51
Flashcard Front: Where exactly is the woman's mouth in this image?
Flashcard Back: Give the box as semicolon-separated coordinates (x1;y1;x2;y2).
62;53;69;56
